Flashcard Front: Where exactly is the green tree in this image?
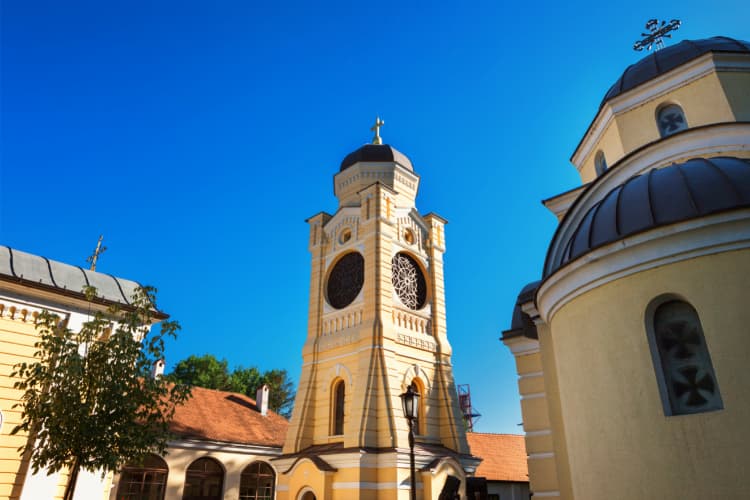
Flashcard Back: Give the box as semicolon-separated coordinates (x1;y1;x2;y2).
169;354;233;391
12;286;190;500
167;354;295;418
260;368;295;418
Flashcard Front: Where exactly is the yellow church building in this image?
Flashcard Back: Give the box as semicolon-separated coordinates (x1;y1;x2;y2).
503;36;750;499
273;122;482;500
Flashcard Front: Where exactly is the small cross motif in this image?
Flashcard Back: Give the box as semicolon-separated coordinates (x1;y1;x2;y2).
370;116;385;145
660;112;685;133
633;19;681;52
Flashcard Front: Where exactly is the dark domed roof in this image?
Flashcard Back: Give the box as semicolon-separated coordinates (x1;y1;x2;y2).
503;280;541;341
339;144;413;172
601;37;750;106
546;156;750;277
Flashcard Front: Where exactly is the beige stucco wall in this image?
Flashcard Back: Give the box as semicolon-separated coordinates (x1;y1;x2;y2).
546;248;750;499
578;63;748;184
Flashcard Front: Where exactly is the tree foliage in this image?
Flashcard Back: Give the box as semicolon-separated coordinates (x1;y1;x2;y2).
12;286;190;500
167;354;295;418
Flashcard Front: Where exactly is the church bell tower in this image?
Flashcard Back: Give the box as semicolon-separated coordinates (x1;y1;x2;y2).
275;120;478;500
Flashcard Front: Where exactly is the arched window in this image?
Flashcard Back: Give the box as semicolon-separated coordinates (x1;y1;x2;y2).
116;454;168;500
411;378;426;435
332;379;345;435
594;150;607;176
647;299;722;416
183;457;224;500
239;462;275;500
657;104;688;137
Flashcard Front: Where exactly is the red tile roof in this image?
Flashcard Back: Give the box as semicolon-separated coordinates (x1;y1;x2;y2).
170;386;288;447
467;433;528;483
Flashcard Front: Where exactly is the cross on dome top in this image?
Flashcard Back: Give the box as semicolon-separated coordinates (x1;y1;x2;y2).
633;19;681;52
370;116;385;145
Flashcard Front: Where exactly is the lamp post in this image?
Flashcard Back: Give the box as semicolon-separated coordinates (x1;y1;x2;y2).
400;383;420;500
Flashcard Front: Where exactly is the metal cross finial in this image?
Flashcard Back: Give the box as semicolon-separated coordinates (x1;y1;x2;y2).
370;116;385;145
86;235;107;271
633;19;681;52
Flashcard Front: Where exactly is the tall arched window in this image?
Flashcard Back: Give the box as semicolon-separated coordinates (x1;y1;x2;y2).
183;457;224;500
239;462;275;500
647;299;722;416
657;104;688;137
594;150;607;176
411;378;426;435
116;454;168;500
332;379;345;436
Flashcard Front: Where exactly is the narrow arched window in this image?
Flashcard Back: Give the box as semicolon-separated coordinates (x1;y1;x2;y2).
648;299;722;416
657;104;688;137
183;457;224;500
594;150;607;176
411;378;426;435
116;454;168;500
239;461;275;500
332;380;345;435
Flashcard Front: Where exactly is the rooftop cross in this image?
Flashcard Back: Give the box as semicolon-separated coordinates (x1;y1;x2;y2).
86;235;107;271
633;19;681;52
370;116;385;145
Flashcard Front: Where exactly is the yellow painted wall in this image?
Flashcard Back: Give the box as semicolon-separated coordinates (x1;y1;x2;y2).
718;71;750;121
0;315;42;500
547;249;750;499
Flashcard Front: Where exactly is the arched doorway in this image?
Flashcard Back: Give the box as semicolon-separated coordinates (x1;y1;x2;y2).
183;457;224;500
116;454;168;500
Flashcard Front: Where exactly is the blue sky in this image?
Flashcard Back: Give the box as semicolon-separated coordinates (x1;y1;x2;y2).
2;1;748;434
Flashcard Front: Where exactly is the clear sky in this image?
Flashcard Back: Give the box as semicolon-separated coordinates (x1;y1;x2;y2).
2;1;748;434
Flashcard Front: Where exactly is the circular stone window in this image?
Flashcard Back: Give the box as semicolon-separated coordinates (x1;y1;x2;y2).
326;252;364;309
391;252;427;310
339;228;352;244
403;229;415;245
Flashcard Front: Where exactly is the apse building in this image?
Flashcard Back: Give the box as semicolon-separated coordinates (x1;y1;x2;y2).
274;127;481;499
502;37;750;498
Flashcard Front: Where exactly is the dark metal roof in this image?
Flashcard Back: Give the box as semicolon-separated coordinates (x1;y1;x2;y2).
502;280;541;341
602;37;750;107
546;156;750;277
0;245;143;306
339;144;413;172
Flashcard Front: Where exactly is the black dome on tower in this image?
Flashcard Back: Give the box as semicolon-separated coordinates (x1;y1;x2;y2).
339;144;414;172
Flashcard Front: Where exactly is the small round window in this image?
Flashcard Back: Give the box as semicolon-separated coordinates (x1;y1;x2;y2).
404;229;415;245
339;228;352;245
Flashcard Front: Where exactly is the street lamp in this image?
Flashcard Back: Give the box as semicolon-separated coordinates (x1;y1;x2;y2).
400;383;420;500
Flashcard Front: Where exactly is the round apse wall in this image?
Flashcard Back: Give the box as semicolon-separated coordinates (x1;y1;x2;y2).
326;252;365;309
392;252;427;310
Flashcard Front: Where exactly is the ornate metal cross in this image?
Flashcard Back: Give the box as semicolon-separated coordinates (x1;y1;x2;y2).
370;116;385;145
86;234;107;271
633;19;681;52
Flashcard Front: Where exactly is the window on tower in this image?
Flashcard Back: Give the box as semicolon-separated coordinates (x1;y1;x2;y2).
595;150;607;176
332;379;345;436
656;104;688;137
646;298;722;416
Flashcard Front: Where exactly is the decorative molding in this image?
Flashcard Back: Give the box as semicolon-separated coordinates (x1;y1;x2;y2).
539;209;750;323
503;335;540;355
395;332;437;352
167;439;282;457
401;364;433;393
521;392;546;400
528;452;555;460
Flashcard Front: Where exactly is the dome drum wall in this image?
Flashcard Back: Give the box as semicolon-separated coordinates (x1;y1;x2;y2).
572;38;750;184
539;249;750;498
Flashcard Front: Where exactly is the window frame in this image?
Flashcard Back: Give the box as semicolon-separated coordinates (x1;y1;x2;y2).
645;295;723;416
